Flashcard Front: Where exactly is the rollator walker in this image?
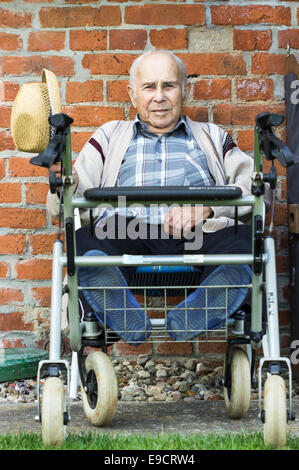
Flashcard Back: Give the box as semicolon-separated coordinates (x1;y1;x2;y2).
31;111;295;448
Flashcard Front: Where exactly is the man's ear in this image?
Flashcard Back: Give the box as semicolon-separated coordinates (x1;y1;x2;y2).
127;85;137;108
183;81;191;105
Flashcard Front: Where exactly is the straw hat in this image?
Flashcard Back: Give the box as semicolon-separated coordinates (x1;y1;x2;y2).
11;69;61;153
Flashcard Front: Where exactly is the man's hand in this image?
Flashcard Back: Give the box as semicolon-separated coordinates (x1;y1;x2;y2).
163;206;212;238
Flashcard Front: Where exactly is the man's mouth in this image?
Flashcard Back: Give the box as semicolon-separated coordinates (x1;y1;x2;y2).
152;109;169;114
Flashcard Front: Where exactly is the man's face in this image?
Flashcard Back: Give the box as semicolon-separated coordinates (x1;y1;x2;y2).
128;53;186;135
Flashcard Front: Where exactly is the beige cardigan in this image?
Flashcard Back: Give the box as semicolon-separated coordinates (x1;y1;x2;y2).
47;117;254;232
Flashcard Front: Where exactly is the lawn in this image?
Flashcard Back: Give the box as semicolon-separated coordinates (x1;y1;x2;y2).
0;431;298;451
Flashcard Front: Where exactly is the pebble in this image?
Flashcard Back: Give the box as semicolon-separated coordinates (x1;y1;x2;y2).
1;355;298;404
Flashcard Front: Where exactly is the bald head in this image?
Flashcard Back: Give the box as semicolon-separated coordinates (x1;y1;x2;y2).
127;50;189;135
129;50;187;100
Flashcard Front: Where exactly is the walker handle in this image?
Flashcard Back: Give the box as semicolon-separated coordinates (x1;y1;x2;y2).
255;112;294;168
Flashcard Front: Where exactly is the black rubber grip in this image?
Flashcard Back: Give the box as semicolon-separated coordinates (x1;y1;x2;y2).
84;185;242;202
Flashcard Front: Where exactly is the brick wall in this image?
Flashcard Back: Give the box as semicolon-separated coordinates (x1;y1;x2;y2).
0;1;297;360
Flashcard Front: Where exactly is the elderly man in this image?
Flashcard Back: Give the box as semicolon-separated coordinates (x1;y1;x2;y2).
48;50;253;344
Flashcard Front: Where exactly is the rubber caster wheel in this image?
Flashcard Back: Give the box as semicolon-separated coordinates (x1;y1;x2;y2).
41;377;65;446
263;374;287;448
224;346;251;418
81;351;118;426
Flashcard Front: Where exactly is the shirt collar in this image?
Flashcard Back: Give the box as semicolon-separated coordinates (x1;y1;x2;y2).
132;114;192;139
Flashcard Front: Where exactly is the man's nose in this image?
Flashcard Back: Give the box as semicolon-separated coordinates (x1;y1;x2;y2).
153;86;166;102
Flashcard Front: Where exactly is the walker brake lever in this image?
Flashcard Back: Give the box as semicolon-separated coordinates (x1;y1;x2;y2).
30;113;73;168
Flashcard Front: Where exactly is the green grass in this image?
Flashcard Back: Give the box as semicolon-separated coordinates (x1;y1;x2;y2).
0;431;298;450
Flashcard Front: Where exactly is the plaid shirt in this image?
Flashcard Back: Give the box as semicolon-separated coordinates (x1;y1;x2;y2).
97;115;215;225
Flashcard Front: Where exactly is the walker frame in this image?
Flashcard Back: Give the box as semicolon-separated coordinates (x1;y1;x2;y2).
32;111;295;447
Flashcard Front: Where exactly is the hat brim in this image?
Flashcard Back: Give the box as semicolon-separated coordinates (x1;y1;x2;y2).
42;68;61;115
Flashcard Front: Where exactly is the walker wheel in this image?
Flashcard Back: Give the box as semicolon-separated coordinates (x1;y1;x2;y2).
224;346;251;418
263;374;287;448
81;351;118;426
41;377;65;446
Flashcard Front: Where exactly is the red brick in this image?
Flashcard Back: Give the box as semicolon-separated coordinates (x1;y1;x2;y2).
25;183;49;204
110;29;147;50
0;262;8;278
28;31;65;52
155;341;193;355
125;5;205;25
66;80;103;104
0;159;4;178
0;106;11;127
279;178;287;201
193;79;231;100
69;30;107;51
0;32;22;50
181;107;209;123
212;103;233;126
278;29;299;50
213;104;284;126
211;5;290;26
0;8;32;28
0;82;19;101
105;0;142;2
82;53;135;75
39;6;121;27
0;234;26;254
129;107;138;120
0;183;21;203
178;53;246;76
16;259;52;280
196;341;226;354
1;339;26;348
233;29;272;51
9;157;48;177
71;131;93;152
63;105;125;127
265;203;287;226
29;233;59;254
0;312;34;331
65;0;102;2
113;341;153;357
0;56;74;77
251;53;286;75
0;208;46;229
236;79;273;101
0;131;14;151
237;130;254;151
107;80;130;102
32;287;51;307
150;28;188;50
0;288;23;305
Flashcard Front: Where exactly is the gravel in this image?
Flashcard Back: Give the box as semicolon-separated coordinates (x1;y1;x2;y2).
1;354;298;404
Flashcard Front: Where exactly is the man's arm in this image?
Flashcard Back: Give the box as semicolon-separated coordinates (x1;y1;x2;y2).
46;128;107;220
